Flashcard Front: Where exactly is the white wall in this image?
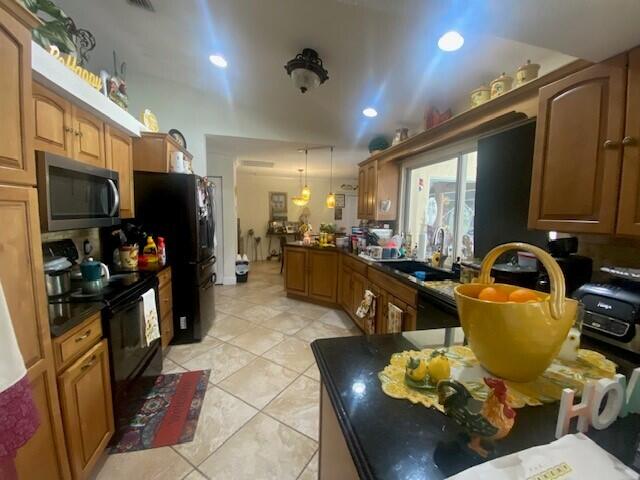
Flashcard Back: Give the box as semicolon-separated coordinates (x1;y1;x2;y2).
236;172;358;258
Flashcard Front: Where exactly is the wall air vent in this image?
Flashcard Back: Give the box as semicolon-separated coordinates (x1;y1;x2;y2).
240;160;275;168
127;0;155;12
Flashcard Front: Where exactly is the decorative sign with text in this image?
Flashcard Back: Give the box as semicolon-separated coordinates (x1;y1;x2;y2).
48;45;103;91
556;367;640;438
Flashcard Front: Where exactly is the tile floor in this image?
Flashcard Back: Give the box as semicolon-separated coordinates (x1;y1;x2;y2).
96;260;362;480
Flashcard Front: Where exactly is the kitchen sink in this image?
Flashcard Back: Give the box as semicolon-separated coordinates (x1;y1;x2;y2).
380;260;457;281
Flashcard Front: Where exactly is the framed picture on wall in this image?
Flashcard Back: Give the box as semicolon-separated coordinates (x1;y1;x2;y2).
335;194;346;208
269;192;288;221
334;207;343;220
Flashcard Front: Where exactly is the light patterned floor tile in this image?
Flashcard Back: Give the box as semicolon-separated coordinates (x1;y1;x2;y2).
295;321;357;343
198;413;317;480
295;304;332;320
181;343;256;383
260;311;312;335
173;386;257;465
236;304;281;323
166;336;222;366
183;469;208;480
228;325;285;355
206;313;253;341
96;447;192;479
298;451;319;480
216;299;257;316
304;363;321;381
161;358;187;374
318;309;356;330
264;376;320;440
262;337;315;373
218;357;298;409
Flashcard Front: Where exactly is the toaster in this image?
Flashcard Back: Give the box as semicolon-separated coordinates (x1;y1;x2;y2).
573;281;640;354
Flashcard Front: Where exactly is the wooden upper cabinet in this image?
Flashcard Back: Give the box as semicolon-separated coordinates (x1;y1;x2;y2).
528;56;627;233
105;125;135;218
33;82;73;157
58;339;114;480
617;48;640;236
133;132;193;173
357;167;366;218
308;250;338;303
366;162;377;217
284;247;308;296
0;4;35;186
357;160;399;221
72;105;106;168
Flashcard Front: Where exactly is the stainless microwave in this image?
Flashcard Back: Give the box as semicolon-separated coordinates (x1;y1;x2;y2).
36;151;121;232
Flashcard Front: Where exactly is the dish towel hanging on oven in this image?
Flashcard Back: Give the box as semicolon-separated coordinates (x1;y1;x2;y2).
141;288;161;347
0;280;39;480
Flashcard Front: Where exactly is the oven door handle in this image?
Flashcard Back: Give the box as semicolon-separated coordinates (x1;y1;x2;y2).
108;179;120;217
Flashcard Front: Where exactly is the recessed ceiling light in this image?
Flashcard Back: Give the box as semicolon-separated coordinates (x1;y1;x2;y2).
438;31;464;52
362;107;378;118
209;54;228;68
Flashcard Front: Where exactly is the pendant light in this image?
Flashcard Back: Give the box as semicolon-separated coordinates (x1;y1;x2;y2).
301;148;311;201
326;146;336;208
292;169;308;206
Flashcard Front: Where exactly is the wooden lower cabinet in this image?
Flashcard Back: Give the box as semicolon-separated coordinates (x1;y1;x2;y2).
339;264;352;312
350;271;367;330
285;247;308;296
308;250;338;303
58;339;114;480
158;267;174;348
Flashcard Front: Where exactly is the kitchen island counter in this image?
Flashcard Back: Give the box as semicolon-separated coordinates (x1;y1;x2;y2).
311;330;640;480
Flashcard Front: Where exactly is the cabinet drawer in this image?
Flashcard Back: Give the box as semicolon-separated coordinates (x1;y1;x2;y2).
159;282;173;320
367;268;417;307
157;267;172;289
53;313;102;373
342;254;367;276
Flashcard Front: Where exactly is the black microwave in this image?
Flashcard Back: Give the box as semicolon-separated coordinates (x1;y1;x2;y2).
36;151;121;232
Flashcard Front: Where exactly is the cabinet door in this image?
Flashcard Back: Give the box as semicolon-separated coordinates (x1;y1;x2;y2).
0;185;70;479
357;167;366;218
0;6;35;186
72;105;105;167
308;250;338;303
105;125;135;218
59;339;114;480
351;272;366;330
617;48;640;236
528;57;626;233
33;82;73;157
366;162;377;217
339;266;352;312
284;247;308;296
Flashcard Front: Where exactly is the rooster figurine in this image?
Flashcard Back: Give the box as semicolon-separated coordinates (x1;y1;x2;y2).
437;377;516;457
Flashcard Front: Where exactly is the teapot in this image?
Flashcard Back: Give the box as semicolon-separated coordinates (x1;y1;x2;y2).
80;259;110;294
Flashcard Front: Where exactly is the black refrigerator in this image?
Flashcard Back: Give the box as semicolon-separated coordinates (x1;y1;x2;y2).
134;172;216;344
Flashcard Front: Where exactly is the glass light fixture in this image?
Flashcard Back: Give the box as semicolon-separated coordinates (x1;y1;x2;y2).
326;146;336;208
292;169;308;206
301;149;311;200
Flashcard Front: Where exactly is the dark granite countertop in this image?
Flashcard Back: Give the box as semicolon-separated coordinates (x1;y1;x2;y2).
311;331;640;480
49;301;103;337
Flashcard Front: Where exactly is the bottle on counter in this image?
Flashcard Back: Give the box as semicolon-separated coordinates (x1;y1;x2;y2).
142;236;158;263
157;236;167;266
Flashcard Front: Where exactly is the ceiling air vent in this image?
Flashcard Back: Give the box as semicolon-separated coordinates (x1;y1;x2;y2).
127;0;155;12
240;160;275;168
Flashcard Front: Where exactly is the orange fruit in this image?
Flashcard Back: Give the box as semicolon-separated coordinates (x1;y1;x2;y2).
508;288;540;303
477;287;509;302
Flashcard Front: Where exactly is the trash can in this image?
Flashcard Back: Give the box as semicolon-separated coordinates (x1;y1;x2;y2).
235;255;249;283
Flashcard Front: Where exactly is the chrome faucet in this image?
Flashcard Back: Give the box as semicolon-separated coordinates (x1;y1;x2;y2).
432;227;448;268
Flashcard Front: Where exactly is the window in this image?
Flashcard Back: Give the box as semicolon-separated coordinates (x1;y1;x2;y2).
403;146;477;265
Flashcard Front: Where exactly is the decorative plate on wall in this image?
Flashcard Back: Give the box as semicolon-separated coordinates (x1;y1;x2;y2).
168;129;187;149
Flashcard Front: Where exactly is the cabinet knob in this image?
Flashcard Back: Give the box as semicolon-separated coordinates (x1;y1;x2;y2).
622;136;637;146
64;126;72;133
603;139;619;149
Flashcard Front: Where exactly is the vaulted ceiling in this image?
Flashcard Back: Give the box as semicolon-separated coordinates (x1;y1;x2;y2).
56;0;640;176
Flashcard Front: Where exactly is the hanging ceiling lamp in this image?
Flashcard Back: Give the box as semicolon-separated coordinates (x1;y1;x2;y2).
301;149;311;201
284;48;329;94
292;169;308;206
326;146;336;208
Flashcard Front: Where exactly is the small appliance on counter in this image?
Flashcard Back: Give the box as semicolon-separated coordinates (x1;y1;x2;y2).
574;266;640;354
535;237;592;296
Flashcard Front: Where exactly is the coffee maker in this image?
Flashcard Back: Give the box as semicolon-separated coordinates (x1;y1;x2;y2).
535;237;593;296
